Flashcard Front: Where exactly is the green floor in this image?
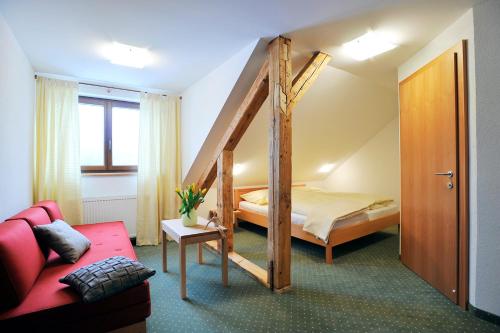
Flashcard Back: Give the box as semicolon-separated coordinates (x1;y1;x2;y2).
135;223;499;333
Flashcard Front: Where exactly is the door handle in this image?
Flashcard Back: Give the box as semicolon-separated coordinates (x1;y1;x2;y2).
434;170;454;178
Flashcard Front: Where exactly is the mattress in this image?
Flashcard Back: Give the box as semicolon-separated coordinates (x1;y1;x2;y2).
238;201;399;229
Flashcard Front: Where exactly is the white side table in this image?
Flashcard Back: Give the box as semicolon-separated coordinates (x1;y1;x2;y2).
161;218;228;299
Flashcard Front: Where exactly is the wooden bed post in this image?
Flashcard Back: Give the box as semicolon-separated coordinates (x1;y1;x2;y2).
326;245;333;264
217;150;234;251
267;36;292;292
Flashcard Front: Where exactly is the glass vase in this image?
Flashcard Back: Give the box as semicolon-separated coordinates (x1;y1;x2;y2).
182;209;198;227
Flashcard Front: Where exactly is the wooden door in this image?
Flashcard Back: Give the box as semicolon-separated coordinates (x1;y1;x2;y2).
400;43;468;304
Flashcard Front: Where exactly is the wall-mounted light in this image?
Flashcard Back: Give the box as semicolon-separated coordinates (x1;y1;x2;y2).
233;163;245;176
318;163;336;174
343;31;397;61
102;42;153;69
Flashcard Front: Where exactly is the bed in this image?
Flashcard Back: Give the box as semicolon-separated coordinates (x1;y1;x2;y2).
234;186;400;264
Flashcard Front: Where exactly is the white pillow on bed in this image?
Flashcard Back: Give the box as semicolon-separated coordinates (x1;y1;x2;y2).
240;189;268;205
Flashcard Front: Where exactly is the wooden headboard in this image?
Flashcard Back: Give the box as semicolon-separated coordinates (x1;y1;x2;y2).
233;184;305;210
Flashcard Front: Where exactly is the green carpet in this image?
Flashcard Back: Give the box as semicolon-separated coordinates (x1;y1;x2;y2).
135;223;499;333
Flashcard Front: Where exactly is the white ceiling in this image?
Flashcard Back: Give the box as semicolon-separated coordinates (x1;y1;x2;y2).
0;0;477;93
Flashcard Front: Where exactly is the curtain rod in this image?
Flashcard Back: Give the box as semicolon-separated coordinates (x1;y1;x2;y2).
33;75;179;99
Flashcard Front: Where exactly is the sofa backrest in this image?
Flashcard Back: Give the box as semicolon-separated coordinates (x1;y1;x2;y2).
7;207;52;256
32;200;64;221
0;220;46;310
7;206;52;228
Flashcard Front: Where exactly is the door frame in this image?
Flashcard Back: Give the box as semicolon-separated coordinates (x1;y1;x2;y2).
399;41;469;309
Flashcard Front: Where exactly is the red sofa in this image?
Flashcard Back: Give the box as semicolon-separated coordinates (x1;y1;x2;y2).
0;201;151;332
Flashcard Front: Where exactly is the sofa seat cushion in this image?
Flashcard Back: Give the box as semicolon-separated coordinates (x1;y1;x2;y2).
0;221;144;322
0;220;46;310
0;282;150;333
32;200;64;221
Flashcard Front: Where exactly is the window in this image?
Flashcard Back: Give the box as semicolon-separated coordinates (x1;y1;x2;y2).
79;97;139;172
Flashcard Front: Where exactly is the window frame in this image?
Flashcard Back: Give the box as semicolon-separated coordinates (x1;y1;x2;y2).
79;96;139;173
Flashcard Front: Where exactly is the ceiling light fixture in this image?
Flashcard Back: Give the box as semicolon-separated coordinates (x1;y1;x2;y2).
103;42;153;69
342;31;397;61
233;163;245;176
318;163;336;174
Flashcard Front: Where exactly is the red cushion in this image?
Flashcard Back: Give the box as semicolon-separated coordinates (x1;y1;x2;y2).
7;207;51;228
0;220;46;310
32;200;64;221
7;207;52;256
0;221;146;326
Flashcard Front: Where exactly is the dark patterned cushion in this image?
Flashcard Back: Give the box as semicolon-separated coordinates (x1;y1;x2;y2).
59;256;155;303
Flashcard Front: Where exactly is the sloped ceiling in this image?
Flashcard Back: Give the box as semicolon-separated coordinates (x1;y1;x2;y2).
233;64;398;186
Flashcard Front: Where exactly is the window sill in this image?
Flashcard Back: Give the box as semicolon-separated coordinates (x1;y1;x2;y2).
81;172;137;177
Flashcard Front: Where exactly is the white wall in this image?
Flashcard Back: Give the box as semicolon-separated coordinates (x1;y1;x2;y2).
197;187;217;220
310;117;400;203
234;65;399;186
81;175;137;198
0;14;35;220
471;0;500;317
181;40;259;180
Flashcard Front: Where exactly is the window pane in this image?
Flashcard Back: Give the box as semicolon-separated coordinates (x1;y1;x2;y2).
79;103;104;166
112;107;139;166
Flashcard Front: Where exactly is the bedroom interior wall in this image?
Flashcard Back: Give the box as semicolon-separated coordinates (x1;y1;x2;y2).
471;0;500;317
309;117;400;204
0;14;35;220
181;39;262;182
233;65;398;186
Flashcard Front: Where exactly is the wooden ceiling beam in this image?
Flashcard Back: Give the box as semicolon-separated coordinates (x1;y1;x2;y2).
288;52;331;113
196;59;270;190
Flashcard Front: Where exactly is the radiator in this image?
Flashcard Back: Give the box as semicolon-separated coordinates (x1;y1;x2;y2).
82;196;137;237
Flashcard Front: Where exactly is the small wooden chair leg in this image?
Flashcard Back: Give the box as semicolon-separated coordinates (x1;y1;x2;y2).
325;245;333;264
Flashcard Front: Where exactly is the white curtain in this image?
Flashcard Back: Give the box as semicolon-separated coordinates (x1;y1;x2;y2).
34;77;82;225
136;94;181;245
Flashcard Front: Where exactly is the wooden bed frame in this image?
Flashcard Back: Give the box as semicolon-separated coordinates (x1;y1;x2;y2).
233;186;400;264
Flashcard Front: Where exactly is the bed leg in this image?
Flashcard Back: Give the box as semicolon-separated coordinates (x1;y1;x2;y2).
325;245;333;264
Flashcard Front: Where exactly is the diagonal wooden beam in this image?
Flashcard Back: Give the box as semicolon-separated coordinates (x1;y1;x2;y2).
197;59;270;191
287;52;331;113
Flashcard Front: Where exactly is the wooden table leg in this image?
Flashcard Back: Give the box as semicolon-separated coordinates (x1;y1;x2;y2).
198;243;203;264
162;231;167;272
179;240;187;299
221;236;228;287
